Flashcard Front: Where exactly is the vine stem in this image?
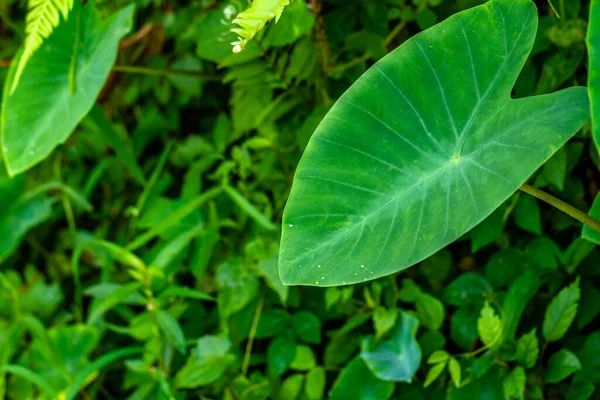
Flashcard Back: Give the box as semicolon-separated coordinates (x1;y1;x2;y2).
519;183;600;233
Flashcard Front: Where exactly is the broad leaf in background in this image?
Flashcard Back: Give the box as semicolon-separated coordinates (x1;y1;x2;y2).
360;311;421;382
1;2;135;175
279;0;590;286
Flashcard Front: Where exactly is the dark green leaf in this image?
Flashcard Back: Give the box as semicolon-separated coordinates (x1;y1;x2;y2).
545;349;582;383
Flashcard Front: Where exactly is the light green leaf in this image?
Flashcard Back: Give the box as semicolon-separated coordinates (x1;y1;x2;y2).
87;282;143;324
588;0;600;151
156;310;187;354
1;3;135;175
224;186;276;231
64;346;142;400
427;350;449;364
360;311;421;382
290;345;316;371
231;0;291;51
373;307;398;339
416;292;445;331
329;357;395;400
515;328;539;369
216;258;259;322
279;0;589;286
503;366;526;400
449;357;462;388
543;277;580;342
545;349;582;383
305;367;326;400
279;374;304;400
174;336;233;388
477;301;502;346
424;361;447;388
0;365;57;398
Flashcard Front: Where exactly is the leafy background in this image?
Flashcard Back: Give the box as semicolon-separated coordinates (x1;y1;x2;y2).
0;0;599;399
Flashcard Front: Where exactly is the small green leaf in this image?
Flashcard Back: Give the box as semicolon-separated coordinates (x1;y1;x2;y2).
279;374;304;400
515;328;539;369
292;311;322;344
64;347;143;400
445;273;493;307
156;310;187;354
174;336;233;388
545;349;582;383
566;382;596;400
329;357;395;400
503;367;526;400
373;307;398;339
87;282;143;324
290;345;317;371
514;195;542;234
448;357;462;388
305;367;326;400
424;361;447;388
0;365;57;398
543;277;580;342
267;334;297;376
224;185;276;230
477;301;502;346
427;350;449;364
416;293;445;331
451;307;479;350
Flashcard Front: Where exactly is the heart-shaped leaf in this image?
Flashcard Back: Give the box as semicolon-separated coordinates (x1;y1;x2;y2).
279;0;589;286
1;3;135;175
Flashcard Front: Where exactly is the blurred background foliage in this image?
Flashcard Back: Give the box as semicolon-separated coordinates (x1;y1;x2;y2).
0;0;599;399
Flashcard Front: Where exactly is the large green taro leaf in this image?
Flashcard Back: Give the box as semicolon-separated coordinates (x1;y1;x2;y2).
0;3;134;176
590;0;600;149
279;0;589;286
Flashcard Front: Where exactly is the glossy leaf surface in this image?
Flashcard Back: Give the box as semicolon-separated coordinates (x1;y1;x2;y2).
1;3;134;175
279;0;589;286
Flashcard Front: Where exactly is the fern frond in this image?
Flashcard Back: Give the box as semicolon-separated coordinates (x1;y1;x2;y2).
10;0;74;94
230;0;292;53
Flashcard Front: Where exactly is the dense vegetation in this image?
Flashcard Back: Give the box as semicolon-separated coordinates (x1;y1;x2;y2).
1;0;599;399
